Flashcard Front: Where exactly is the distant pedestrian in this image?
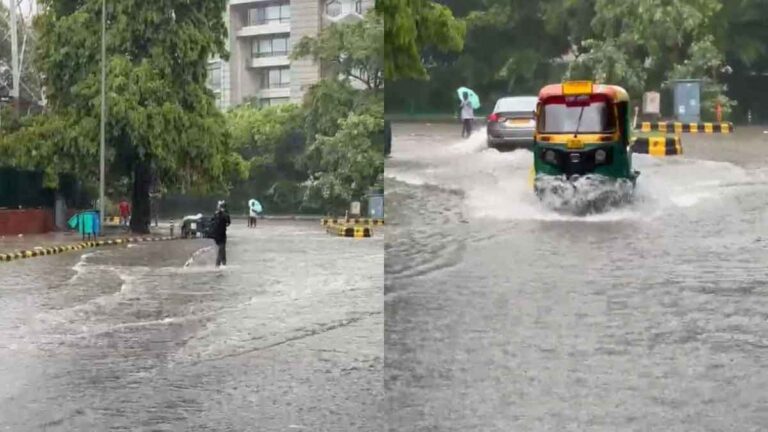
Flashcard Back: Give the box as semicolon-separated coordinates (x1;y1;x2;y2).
212;200;231;268
459;91;474;138
118;198;131;228
150;192;161;227
247;198;262;228
248;203;258;228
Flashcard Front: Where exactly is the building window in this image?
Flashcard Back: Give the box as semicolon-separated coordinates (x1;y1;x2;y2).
355;0;362;14
207;63;222;89
248;2;291;26
252;35;290;58
325;0;342;17
263;67;290;89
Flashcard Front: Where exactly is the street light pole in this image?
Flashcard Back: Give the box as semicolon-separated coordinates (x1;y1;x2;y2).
99;0;106;233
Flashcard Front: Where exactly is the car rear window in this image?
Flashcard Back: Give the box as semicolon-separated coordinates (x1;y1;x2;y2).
494;97;537;113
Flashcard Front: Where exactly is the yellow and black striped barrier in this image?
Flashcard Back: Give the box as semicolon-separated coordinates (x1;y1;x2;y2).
104;216;122;226
0;236;178;263
321;218;385;227
639;121;733;134
632;136;683;156
325;224;373;238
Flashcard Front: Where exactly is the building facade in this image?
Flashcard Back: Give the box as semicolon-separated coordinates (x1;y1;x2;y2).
208;0;373;110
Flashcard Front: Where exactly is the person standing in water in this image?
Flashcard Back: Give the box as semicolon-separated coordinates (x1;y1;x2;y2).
459;91;474;138
212;200;231;268
248;200;258;228
118;198;131;229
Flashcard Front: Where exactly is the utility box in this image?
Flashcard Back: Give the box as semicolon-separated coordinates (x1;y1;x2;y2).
368;192;384;219
672;79;701;123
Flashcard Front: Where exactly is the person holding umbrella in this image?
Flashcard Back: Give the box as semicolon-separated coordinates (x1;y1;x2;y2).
459;92;474;138
248;198;262;228
457;87;480;138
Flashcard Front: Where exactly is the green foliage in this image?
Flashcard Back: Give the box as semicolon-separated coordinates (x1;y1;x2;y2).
226;12;385;214
302;86;383;210
389;0;768;123
226;103;307;212
3;0;245;205
292;10;383;90
377;0;466;80
569;0;722;96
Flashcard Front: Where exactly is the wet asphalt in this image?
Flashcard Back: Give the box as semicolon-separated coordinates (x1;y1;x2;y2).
0;221;383;431
385;123;768;431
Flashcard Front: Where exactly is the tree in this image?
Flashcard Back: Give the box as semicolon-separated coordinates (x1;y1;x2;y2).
292;10;383;91
385;0;581;114
376;0;466;80
567;0;723;97
302;82;383;211
227;103;307;213
0;1;45;110
13;0;246;233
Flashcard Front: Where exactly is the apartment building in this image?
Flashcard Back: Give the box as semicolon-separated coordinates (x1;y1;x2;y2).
207;0;374;110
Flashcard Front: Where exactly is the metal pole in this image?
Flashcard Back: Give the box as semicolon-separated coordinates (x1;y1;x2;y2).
9;0;20;111
99;0;106;234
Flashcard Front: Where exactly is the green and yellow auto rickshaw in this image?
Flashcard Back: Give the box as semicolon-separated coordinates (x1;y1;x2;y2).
530;81;640;212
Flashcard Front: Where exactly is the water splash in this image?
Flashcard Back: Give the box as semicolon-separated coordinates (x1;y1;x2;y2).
387;125;759;222
184;246;213;268
534;174;636;216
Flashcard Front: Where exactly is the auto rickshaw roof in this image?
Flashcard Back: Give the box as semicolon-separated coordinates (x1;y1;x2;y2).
538;82;629;102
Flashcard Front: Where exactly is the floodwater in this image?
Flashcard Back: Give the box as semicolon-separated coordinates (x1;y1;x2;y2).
0;221;383;431
385;123;768;431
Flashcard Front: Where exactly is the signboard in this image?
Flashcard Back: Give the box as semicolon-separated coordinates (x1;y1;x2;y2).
642;91;660;115
562;81;593;96
350;201;361;216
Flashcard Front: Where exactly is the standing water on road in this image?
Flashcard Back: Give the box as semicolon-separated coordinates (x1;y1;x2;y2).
386;123;768;431
0;221;383;431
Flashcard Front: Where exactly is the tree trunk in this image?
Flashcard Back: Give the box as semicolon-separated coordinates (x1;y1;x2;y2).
130;159;152;234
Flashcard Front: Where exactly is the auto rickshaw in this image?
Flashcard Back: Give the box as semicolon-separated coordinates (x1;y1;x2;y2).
530;81;640;213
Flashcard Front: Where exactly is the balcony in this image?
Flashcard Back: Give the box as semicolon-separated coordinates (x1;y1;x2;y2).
250;55;290;69
230;0;272;5
237;22;290;38
259;87;290;99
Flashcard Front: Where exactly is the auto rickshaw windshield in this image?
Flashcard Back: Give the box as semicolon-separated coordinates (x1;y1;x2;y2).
538;95;617;134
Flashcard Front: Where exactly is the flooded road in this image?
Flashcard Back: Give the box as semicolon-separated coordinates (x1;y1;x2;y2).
0;221;383;431
385;123;768;431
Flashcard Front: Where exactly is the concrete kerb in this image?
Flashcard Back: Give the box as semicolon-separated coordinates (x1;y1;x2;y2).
0;236;183;263
325;224;373;238
321;218;385;227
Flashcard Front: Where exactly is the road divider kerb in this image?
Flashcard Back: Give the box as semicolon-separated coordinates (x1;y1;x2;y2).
0;236;181;263
321;218;385;227
632;135;683;156
325;224;373;238
638;121;733;134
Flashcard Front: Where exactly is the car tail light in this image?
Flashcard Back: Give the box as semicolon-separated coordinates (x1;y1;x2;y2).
487;113;499;122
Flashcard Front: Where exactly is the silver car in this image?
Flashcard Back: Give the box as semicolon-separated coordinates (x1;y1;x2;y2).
486;96;538;150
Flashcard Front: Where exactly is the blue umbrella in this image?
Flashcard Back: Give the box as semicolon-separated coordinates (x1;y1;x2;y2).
457;87;481;110
248;199;263;213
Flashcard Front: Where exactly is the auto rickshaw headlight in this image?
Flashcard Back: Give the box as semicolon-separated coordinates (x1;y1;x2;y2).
595;149;607;164
544;150;557;164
